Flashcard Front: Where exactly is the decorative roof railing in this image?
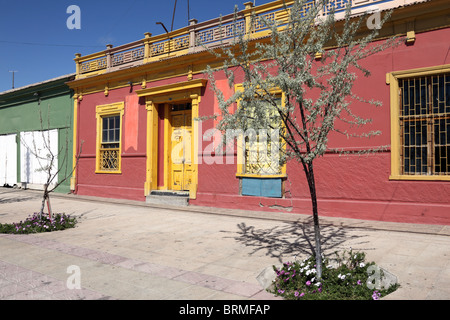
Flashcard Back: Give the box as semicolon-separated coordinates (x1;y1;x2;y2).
74;0;423;79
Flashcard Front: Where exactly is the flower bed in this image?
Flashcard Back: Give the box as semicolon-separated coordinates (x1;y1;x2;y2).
0;213;77;234
269;250;399;300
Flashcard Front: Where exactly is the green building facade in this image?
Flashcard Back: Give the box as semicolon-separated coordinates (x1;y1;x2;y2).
0;74;75;193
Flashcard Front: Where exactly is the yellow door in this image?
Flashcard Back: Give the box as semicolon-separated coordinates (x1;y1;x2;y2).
170;107;193;191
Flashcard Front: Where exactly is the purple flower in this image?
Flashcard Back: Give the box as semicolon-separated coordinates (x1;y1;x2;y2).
357;280;362;285
306;281;311;286
372;291;381;300
294;291;299;297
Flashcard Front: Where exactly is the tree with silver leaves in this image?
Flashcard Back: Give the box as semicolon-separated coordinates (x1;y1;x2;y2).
206;0;400;279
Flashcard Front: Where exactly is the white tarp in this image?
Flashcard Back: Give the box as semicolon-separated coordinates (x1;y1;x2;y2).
20;130;58;189
0;134;17;186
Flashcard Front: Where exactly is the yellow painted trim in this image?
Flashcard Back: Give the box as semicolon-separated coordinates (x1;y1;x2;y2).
95;102;125;174
190;94;201;199
387;64;450;180
236;173;287;178
70;94;79;191
234;83;283;96
136;79;207;98
390;64;450;79
140;80;207;198
146;101;153;195
77;70;107;79
406;30;416;44
235;84;245;176
95;170;123;175
78;51;107;63
164;104;170;191
390;175;450;181
388;72;401;178
144;101;158;195
233;83;287;178
237;133;245;176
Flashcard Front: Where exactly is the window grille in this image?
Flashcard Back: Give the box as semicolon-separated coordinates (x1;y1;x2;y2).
100;115;120;171
244;98;283;175
399;73;450;175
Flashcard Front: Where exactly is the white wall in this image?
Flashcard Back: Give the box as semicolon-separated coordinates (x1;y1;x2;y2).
20;130;58;189
0;134;17;186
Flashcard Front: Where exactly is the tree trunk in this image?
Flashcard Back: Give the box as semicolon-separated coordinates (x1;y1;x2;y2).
39;184;49;220
306;163;323;280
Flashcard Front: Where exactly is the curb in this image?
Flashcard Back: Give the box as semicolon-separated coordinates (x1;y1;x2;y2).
13;188;450;237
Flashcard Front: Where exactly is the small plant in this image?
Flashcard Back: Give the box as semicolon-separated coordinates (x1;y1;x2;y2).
0;213;77;234
269;250;399;300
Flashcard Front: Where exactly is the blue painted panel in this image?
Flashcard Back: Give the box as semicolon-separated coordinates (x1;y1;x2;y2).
241;178;262;197
261;178;282;198
241;178;282;198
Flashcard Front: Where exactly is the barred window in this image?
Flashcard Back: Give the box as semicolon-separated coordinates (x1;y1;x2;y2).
95;102;124;174
100;115;120;171
244;97;283;175
399;73;450;175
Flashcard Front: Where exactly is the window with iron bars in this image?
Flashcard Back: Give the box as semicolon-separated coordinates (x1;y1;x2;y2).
399;73;450;175
244;97;283;175
100;115;121;171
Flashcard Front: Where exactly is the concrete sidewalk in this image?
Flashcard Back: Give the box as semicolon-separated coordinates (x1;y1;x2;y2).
0;187;449;300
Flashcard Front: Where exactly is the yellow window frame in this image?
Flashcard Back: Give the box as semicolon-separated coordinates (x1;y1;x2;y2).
387;64;450;181
95;102;125;174
234;84;287;178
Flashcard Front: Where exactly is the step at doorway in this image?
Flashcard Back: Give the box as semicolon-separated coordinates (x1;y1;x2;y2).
146;190;189;206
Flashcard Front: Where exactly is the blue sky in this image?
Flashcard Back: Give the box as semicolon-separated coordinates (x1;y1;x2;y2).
0;0;274;92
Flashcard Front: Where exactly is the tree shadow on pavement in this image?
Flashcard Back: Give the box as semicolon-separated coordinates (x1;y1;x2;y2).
0;196;38;204
0;188;41;205
231;216;370;263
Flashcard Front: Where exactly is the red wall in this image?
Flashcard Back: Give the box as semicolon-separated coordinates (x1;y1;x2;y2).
76;86;147;201
74;27;450;225
191;28;450;225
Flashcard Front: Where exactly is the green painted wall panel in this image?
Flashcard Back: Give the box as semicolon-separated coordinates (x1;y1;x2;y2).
0;75;75;193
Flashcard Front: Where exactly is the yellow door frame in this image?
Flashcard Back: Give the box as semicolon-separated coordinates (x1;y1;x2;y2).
136;78;207;199
169;108;193;191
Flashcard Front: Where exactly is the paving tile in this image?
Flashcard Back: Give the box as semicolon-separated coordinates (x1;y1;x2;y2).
147;264;187;279
85;251;128;265
6;269;38;284
52;288;111;300
7;288;53;300
113;258;146;269
35;279;68;295
249;290;282;300
0;282;30;298
197;275;237;291
173;271;210;284
223;281;262;297
19;274;59;290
